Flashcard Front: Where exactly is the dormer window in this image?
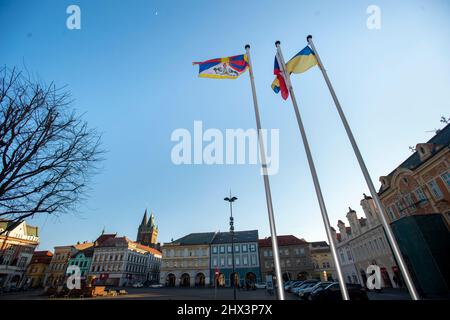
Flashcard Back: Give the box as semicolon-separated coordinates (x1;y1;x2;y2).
416;143;433;161
380;176;390;189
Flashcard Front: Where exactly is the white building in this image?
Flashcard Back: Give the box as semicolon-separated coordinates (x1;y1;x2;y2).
0;220;39;288
334;195;404;288
89;235;161;287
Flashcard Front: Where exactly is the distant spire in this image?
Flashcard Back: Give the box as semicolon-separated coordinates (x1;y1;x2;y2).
148;210;156;227
141;209;148;226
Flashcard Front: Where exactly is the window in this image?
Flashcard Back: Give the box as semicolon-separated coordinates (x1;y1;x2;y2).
414;188;427;203
404;194;416;212
219;246;225;254
249;244;256;252
263;250;268;257
428;180;444;199
227;257;232;266
212;246;218;254
242;245;248;253
234;245;240;253
227;245;232;253
395;201;405;216
285;259;290;267
340;252;345;263
242;255;248;265
440;172;450;188
346;250;352;261
220;257;225;266
235;256;240;266
386;206;395;221
379;237;386;250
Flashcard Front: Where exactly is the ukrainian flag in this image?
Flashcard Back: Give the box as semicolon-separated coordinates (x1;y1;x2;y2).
286;46;318;74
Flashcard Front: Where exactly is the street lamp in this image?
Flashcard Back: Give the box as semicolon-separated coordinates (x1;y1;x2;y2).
224;192;238;300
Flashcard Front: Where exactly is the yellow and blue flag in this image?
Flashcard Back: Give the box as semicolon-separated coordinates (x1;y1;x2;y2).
271;45;318;100
193;54;249;79
286;46;318;74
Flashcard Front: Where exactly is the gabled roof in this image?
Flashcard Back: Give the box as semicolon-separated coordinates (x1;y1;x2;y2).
97;236;161;256
97;236;129;247
74;242;94;251
30;251;53;264
0;219;38;237
94;233;117;246
172;232;217;245
379;123;450;194
211;230;258;244
259;235;308;247
72;246;95;258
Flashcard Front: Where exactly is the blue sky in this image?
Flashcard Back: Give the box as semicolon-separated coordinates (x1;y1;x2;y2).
1;0;449;251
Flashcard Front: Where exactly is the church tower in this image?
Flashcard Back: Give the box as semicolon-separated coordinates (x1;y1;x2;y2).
136;209;158;247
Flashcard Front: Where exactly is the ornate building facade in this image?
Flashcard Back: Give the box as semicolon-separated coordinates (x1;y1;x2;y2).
333;198;401;289
88;235;161;287
0;220;39;288
377;123;450;297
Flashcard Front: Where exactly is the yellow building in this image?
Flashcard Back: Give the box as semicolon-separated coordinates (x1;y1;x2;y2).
45;242;93;287
26;251;53;288
309;241;336;282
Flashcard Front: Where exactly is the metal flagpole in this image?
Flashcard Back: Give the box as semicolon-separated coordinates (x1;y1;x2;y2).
245;45;285;300
306;35;420;300
275;41;350;300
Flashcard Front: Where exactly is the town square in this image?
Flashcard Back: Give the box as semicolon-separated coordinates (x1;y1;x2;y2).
0;1;449;316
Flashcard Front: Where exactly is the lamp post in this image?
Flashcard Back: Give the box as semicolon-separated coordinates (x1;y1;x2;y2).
224;192;238;300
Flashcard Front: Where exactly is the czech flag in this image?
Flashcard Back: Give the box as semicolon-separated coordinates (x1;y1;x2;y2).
193;54;249;79
271;56;289;100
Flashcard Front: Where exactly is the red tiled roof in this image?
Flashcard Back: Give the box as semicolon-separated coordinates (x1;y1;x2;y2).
258;235;307;247
98;236;161;256
135;243;162;256
95;233;117;245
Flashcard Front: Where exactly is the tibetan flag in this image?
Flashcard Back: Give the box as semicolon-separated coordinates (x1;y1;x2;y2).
286;46;318;74
271;56;289;100
193;54;249;79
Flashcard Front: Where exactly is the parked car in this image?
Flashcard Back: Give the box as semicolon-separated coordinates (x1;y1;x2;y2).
287;281;304;293
132;282;143;288
283;280;294;291
291;280;319;295
254;282;266;289
298;281;333;300
310;282;368;301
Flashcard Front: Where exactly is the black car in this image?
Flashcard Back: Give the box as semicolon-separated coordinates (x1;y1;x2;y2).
309;282;368;301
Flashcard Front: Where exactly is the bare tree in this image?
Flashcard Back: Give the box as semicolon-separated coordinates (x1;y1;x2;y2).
0;67;104;235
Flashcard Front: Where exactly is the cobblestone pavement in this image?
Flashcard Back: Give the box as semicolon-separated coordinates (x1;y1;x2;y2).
0;287;412;300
